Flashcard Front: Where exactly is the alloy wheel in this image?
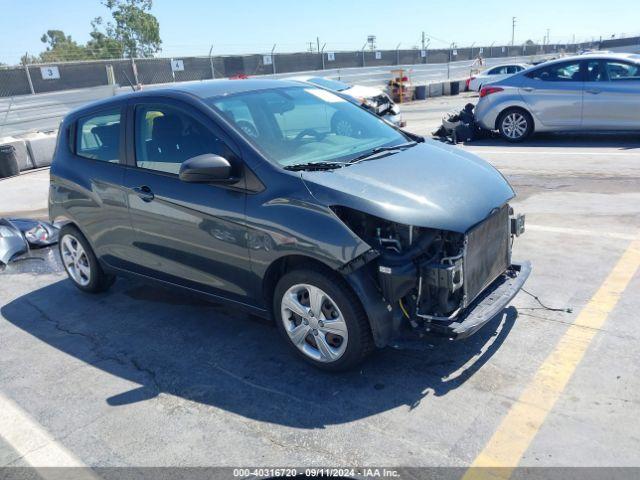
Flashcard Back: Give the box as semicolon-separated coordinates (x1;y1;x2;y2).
280;284;348;363
60;234;91;287
501;112;528;139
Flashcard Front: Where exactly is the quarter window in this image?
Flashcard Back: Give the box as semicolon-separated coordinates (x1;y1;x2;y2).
76;109;121;162
528;61;582;82
134;104;232;175
604;61;640;81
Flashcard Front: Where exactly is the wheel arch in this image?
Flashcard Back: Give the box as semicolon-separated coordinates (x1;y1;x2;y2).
262;254;342;318
495;105;536;131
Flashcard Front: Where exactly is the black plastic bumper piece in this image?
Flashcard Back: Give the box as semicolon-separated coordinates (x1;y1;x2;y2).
426;261;532;340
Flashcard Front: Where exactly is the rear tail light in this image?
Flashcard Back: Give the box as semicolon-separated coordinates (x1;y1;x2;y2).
479;86;504;98
466;77;475;90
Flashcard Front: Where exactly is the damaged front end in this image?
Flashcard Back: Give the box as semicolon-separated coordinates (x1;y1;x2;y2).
334;204;530;345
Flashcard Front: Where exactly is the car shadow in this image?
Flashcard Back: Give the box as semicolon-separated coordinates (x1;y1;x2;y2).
465;132;640;150
1;275;518;429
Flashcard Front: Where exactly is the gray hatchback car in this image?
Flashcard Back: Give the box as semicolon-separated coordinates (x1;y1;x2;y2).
50;79;530;370
475;53;640;141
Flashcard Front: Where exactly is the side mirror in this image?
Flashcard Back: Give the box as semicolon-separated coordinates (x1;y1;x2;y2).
179;154;236;183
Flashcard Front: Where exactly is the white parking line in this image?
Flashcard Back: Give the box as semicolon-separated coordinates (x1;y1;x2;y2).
0;392;97;476
526;224;637;240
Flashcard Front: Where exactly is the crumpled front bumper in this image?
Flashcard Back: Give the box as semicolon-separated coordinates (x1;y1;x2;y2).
424;261;531;339
382;112;404;127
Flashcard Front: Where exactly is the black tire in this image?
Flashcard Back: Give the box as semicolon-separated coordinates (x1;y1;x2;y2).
498;108;533;142
273;267;374;371
58;225;115;293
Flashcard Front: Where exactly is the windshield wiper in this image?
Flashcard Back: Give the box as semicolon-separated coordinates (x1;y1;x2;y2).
284;161;347;171
348;141;418;164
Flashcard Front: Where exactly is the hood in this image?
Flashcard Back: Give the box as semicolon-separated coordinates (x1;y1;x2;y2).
342;84;385;100
301;140;515;233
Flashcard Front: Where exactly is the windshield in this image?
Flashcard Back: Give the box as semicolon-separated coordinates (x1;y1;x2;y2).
306;77;350;91
207;86;407;168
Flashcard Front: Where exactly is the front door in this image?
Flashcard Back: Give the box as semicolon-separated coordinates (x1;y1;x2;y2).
519;59;584;128
123;99;253;304
582;59;640;130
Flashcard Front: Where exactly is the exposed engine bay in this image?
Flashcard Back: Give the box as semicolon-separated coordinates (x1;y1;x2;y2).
332;204;526;338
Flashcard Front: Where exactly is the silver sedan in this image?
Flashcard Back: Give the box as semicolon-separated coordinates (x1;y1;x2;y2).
474;53;640;142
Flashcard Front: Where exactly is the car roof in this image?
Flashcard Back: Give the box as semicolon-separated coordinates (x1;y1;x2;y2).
537;52;640;64
66;78;305;117
486;63;528;68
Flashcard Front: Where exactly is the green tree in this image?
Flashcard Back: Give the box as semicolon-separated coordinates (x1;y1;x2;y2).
86;18;125;59
20;53;40;65
39;30;88;61
97;0;161;58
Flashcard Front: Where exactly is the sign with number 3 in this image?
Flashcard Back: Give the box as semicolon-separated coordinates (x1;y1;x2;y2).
40;66;60;80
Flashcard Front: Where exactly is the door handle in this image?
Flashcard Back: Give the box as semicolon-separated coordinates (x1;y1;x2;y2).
521;87;535;92
133;185;154;202
586;89;601;94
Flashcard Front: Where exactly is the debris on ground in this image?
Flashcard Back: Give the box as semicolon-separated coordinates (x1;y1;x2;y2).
432;103;487;144
0;218;59;270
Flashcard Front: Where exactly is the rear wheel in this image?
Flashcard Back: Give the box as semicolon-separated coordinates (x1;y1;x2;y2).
59;225;115;293
498;108;533;142
273;268;373;371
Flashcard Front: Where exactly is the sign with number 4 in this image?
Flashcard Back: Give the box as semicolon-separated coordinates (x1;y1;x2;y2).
40;66;60;80
171;59;184;72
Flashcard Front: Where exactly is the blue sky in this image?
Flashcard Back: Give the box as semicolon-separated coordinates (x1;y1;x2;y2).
0;0;636;64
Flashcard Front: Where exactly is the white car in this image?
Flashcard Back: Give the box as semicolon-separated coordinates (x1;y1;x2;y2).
468;64;529;92
286;76;403;126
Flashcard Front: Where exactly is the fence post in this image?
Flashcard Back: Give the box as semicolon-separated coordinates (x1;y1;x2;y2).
271;45;277;74
131;58;140;86
23;63;35;95
209;45;215;79
105;64;115;85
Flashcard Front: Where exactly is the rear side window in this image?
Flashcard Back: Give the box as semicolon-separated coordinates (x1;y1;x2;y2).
76;109;121;162
527;61;582;82
605;61;640;81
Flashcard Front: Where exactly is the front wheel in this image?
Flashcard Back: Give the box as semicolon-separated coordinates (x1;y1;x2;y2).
498;108;533;142
273;268;374;371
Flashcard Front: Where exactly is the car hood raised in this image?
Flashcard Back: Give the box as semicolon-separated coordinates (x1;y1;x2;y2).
301;140;515;233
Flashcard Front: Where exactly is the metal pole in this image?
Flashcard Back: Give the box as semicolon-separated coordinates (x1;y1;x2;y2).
23;57;35;95
396;43;401;65
511;17;516;46
271;44;276;74
209;44;215;79
320;43;326;70
131;57;139;86
361;42;367;67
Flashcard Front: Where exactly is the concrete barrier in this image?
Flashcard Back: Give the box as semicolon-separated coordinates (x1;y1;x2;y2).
1;139;33;171
25;134;57;168
428;82;443;97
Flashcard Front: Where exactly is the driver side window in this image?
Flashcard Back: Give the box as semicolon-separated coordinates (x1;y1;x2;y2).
134;104;232;174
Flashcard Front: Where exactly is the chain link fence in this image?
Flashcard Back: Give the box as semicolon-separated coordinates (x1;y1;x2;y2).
1;35;639;98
